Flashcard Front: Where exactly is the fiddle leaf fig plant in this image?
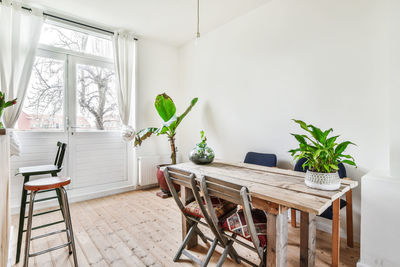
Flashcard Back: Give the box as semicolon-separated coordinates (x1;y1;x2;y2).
0;91;17;129
134;93;198;164
289;119;356;173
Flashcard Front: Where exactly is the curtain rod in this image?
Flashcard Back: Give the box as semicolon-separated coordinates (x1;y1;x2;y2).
0;1;138;41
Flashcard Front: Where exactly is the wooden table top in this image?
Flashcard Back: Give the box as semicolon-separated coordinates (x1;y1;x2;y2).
171;160;358;215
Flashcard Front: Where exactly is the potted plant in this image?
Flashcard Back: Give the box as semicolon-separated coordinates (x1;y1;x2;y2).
189;130;215;164
0;91;17;129
289;119;356;190
134;93;198;196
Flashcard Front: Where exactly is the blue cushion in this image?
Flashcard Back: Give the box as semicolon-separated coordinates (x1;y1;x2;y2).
294;158;347;178
244;152;277;167
319;199;347;220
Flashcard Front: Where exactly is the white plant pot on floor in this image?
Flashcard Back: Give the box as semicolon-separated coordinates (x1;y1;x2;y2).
305;170;341;190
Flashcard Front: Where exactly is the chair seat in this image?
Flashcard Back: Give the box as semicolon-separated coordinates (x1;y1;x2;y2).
24;177;71;191
17;165;60;176
183;197;237;219
222;209;268;247
319;199;347;220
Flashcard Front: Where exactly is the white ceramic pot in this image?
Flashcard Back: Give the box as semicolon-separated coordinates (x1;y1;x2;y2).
304;170;341;190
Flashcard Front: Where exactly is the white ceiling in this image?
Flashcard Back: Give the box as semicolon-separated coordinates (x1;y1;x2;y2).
25;0;270;46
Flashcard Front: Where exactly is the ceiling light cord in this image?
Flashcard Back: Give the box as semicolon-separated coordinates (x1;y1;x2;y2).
196;0;200;38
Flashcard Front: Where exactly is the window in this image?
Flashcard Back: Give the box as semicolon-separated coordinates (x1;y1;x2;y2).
18;21;121;131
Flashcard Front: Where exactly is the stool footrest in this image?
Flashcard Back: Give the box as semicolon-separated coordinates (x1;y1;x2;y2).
23;220;65;232
27;189;56;196
25;196;58;205
24;208;61;219
31;229;68;241
29;241;71;257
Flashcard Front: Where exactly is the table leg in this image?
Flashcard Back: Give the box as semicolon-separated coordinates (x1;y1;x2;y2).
291;209;297;227
266;210;288;267
332;199;340;267
300;211;316;267
346;190;354;248
181;185;197;249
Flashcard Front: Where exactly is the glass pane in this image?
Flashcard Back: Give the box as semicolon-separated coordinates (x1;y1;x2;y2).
17;56;64;130
39;23;113;59
76;64;121;130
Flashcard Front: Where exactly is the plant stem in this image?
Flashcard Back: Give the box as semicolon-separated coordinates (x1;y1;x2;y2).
169;135;177;164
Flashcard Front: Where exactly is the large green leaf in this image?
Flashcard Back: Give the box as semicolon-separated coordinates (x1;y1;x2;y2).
154;93;176;122
335;141;355;156
309;125;325;144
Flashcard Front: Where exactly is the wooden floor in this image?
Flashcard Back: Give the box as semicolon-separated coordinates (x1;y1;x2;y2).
12;188;359;267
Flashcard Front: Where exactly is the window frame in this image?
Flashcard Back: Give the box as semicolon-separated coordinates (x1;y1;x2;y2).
17;19;119;132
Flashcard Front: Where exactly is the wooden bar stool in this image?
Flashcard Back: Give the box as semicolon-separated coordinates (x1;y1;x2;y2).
23;177;78;267
15;142;67;263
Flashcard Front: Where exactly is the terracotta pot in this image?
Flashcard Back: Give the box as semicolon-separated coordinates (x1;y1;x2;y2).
156;164;180;194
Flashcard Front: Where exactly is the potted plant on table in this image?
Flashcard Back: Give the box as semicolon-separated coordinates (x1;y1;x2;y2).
0;91;17;129
134;93;198;197
289;119;356;190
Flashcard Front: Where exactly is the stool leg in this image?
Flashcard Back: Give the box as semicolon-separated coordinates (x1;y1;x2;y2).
61;187;78;266
16;175;29;263
53;172;66;221
23;191;36;267
57;188;71;254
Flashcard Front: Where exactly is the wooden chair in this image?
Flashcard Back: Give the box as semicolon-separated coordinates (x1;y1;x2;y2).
199;175;268;267
164;166;239;266
15;142;67;263
244;152;277;167
292;158;354;248
23;177;78;266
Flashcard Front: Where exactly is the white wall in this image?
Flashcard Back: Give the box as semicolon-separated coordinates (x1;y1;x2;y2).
135;38;180;160
177;0;392;242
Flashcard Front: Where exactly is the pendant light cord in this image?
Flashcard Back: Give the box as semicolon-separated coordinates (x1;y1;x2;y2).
197;0;200;38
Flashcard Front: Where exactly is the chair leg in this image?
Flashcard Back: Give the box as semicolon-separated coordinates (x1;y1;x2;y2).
346;190;354;248
291;209;297;227
216;239;233;267
23;191;36;267
201;238;218;267
174;222;198;262
16;175;29;263
60;188;78;266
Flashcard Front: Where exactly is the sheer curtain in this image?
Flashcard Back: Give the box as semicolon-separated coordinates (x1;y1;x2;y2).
0;1;43;156
112;31;137;127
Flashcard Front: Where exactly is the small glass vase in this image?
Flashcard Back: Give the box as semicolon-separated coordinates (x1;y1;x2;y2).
189;144;215;165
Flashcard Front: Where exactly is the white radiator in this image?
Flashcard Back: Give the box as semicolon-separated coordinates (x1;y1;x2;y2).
137;155;172;186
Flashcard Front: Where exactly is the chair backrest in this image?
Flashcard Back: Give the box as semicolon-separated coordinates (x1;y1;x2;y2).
294;158;347;178
54;142;67;169
244;152;277;167
200;175;264;258
164;167;228;244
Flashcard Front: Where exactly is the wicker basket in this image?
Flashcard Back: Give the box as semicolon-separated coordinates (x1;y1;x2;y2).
305;170;341;190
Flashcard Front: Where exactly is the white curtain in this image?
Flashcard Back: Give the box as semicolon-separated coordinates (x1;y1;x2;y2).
0;1;43;156
112;31;137;127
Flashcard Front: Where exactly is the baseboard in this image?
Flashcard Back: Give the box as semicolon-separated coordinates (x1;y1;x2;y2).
356;261;370;267
136;183;158;190
11;182;136;215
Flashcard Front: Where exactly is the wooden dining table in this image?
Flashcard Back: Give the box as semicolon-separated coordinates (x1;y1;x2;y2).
171;160;358;267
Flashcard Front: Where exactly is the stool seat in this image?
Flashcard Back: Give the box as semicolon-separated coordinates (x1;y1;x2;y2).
24;177;71;191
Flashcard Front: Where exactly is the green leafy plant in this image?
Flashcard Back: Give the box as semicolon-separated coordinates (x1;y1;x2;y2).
198;130;207;149
289;119;356;173
134;93;198;164
0;91;17;128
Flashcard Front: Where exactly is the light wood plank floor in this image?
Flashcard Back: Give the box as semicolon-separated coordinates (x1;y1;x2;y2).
12;188;359;266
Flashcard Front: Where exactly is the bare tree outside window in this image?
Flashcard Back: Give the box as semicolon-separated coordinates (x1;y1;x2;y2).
19;23;120;131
